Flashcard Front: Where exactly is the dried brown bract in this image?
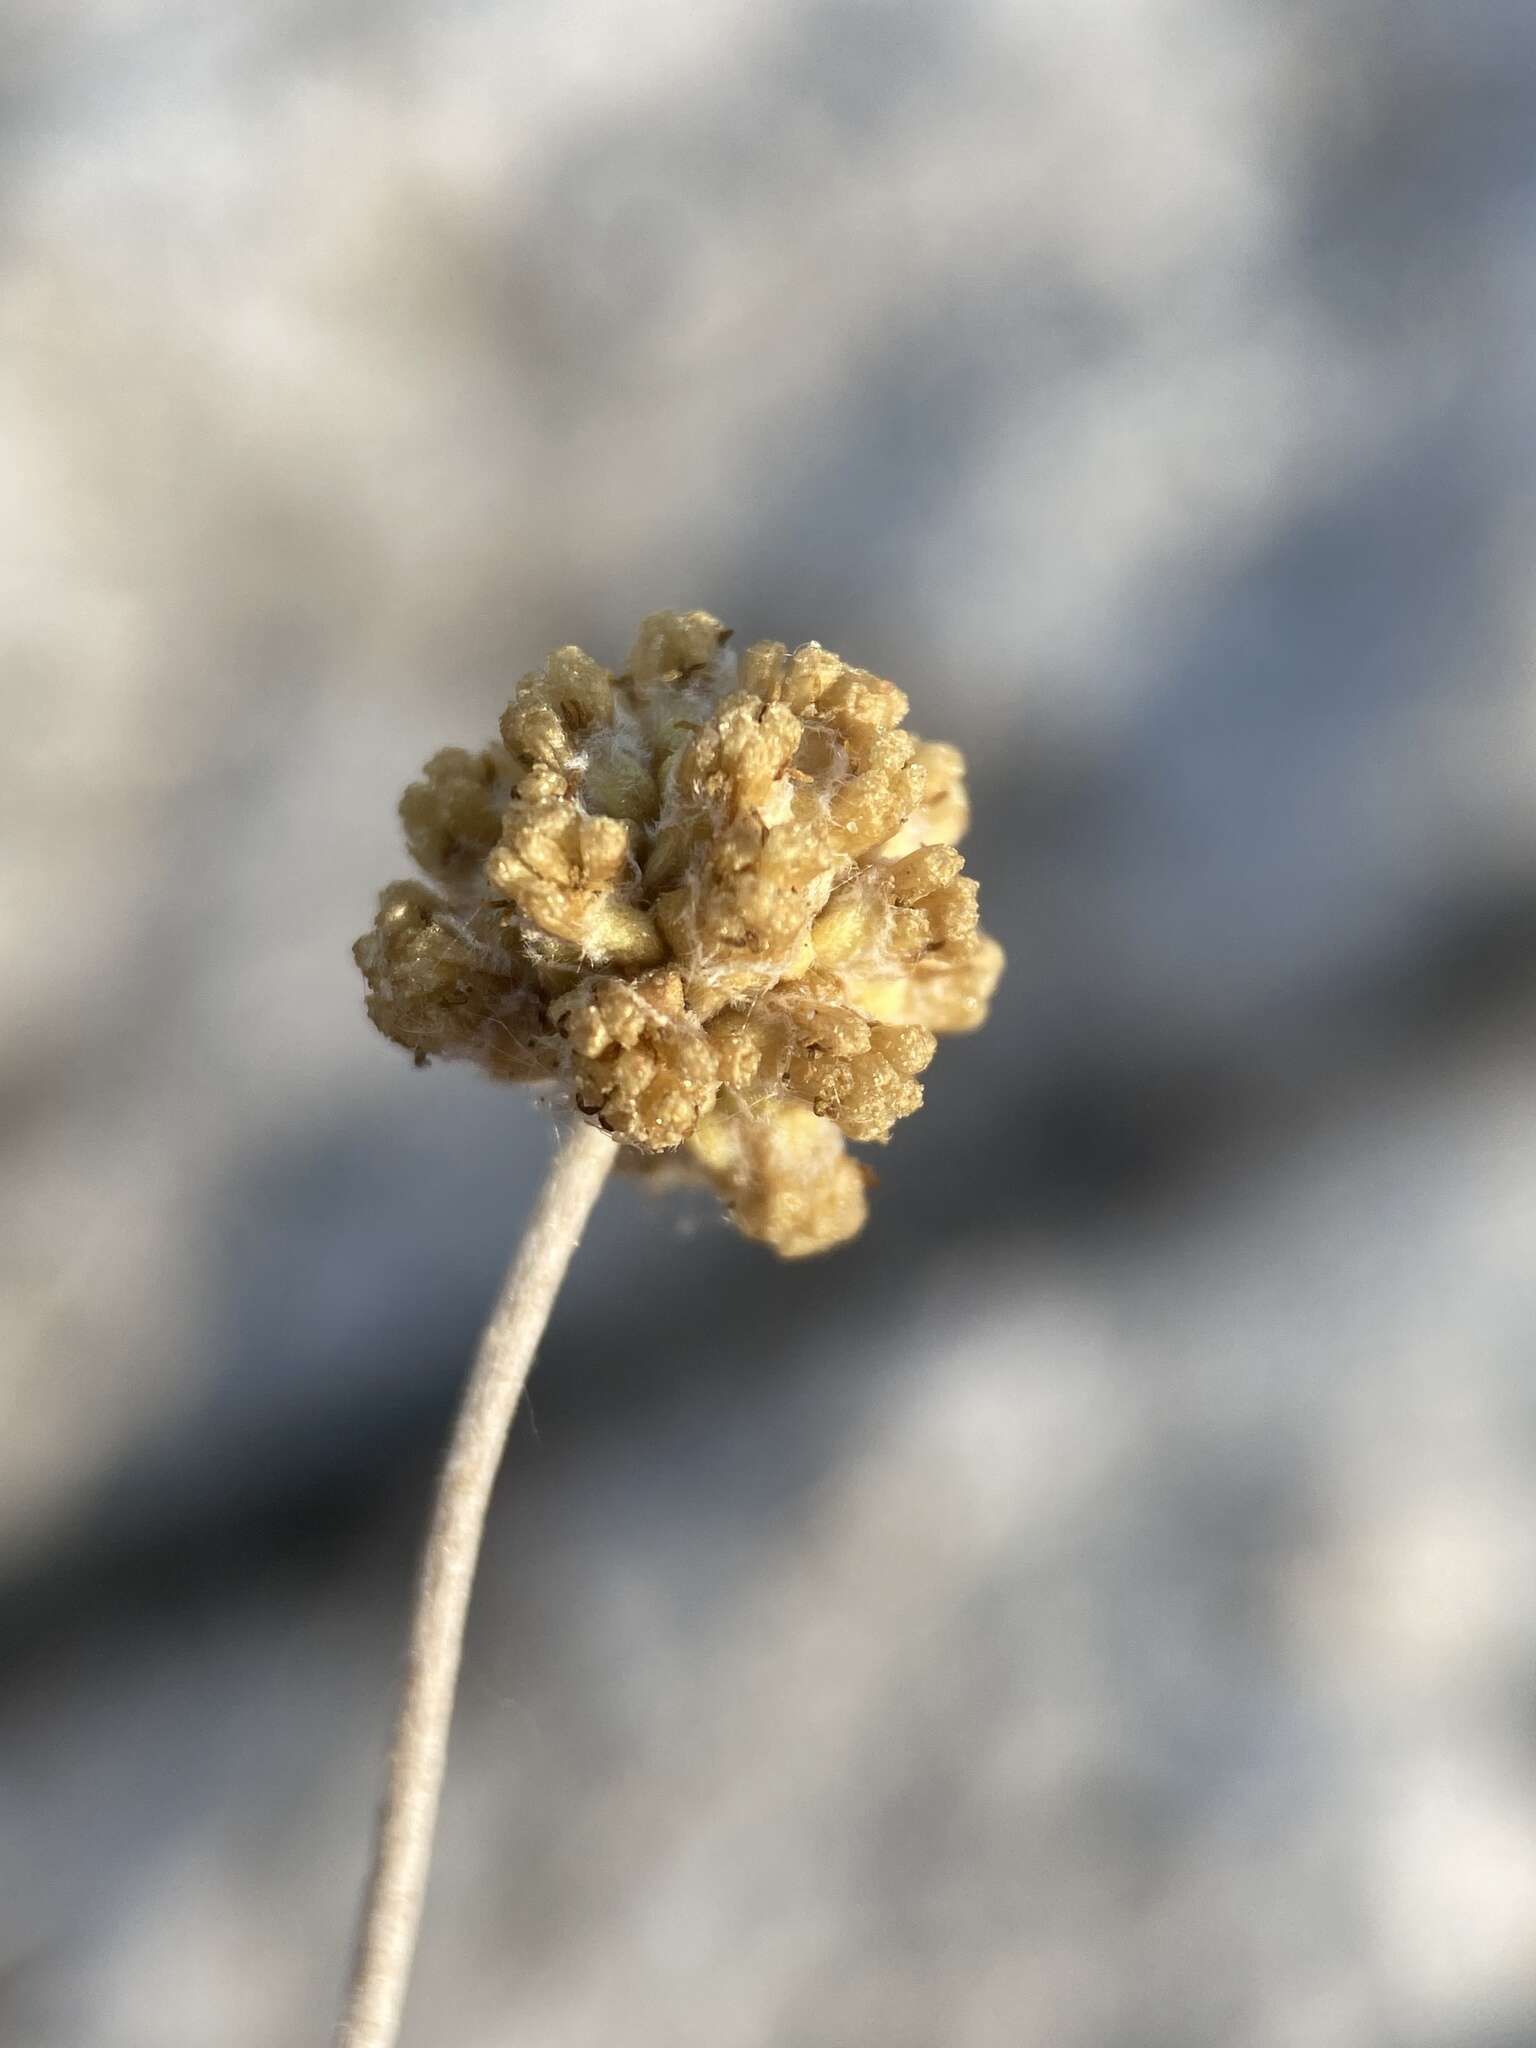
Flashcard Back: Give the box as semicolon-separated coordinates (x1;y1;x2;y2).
356;612;1003;1254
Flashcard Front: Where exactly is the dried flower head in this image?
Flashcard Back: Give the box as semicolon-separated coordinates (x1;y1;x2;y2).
355;612;1003;1255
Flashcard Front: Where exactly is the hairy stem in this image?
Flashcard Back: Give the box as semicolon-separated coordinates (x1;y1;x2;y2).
341;1118;617;2048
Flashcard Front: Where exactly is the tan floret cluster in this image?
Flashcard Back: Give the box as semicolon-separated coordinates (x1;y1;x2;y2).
355;611;1003;1255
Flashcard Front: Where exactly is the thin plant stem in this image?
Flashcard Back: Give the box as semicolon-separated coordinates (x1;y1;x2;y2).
341;1117;616;2048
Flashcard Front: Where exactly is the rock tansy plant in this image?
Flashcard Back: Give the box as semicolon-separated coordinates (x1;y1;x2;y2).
342;612;1001;2047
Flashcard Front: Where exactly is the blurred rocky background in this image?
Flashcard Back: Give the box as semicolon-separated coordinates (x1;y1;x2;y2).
5;1;1536;2043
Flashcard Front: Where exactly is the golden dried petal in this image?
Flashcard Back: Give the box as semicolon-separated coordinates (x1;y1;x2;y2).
553;970;718;1152
686;1098;868;1257
627;609;730;687
399;747;513;886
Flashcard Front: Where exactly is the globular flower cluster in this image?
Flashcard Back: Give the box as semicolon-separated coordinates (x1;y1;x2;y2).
355;612;1003;1255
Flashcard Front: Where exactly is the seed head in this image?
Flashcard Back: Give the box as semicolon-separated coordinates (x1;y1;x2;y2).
355;612;1003;1255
